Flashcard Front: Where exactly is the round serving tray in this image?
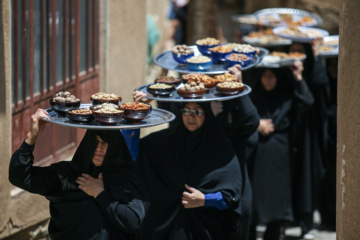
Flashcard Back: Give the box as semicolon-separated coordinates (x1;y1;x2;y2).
231;8;322;28
323;35;339;46
319;46;338;58
134;83;252;102
43;104;175;130
243;35;293;47
231;14;258;25
319;35;339;58
257;54;307;68
254;8;323;27
153;46;261;75
273;26;329;43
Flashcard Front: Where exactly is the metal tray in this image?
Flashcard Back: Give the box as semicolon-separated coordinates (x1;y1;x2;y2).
243;35;292;47
232;8;322;28
257;54;306;68
231;14;258;25
319;46;338;58
153;46;260;75
43;104;175;130
254;8;322;27
319;35;338;58
134;83;252;102
273;26;329;43
323;35;339;46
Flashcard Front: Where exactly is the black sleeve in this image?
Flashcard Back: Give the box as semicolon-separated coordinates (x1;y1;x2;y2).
95;189;146;234
312;57;330;86
217;95;260;139
293;80;314;112
8;141;62;195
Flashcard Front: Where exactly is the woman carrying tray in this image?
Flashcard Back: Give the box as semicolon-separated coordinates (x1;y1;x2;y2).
210;65;261;240
137;101;243;240
9;109;148;240
288;41;330;236
247;61;314;240
134;65;260;240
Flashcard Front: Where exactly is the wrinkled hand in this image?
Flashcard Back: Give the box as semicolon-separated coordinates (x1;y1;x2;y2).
289;60;304;81
227;64;243;82
258;119;274;136
211;101;223;117
25;108;50;145
182;184;205;208
133;91;152;104
76;173;105;198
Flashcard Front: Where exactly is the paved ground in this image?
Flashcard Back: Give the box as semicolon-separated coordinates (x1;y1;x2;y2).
255;211;336;240
254;225;336;240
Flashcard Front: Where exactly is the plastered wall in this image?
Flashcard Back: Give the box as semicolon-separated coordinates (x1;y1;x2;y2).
101;0;147;103
336;0;360;238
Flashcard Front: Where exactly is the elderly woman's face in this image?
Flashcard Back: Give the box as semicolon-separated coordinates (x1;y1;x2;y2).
182;103;205;132
92;135;108;166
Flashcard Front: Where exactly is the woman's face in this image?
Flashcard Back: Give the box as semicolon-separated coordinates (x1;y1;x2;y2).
182;103;205;132
289;43;305;54
261;69;278;92
92;135;108;166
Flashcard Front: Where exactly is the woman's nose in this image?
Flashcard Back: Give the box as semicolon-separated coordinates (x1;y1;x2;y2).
96;142;102;150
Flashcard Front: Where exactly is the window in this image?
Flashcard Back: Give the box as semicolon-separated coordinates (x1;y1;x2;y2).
11;0;100;162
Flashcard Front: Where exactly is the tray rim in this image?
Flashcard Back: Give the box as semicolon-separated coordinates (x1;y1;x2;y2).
272;26;329;43
319;46;339;58
134;83;252;102
257;54;306;68
242;35;293;47
231;8;322;27
322;35;339;46
152;45;261;74
254;7;323;27
43;104;176;130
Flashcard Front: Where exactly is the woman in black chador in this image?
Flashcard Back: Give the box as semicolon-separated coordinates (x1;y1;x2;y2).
9;109;148;240
248;62;314;240
137;102;243;240
289;42;330;235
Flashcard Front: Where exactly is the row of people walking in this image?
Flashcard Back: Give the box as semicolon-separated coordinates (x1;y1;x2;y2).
8;41;334;240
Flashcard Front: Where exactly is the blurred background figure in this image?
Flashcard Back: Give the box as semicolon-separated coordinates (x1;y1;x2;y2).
317;56;338;232
247;64;314;240
289;41;330;238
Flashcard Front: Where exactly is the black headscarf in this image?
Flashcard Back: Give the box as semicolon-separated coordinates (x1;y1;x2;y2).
46;130;147;240
138;102;242;240
251;68;295;130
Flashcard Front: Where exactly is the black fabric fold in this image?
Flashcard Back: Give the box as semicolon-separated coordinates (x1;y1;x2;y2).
137;102;242;240
9;130;148;240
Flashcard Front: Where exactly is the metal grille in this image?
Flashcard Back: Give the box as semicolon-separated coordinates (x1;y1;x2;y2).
11;0;100;162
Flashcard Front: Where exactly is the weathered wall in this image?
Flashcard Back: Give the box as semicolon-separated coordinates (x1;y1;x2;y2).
0;2;50;239
0;0;12;234
101;0;147;103
1;0;152;238
336;0;360;239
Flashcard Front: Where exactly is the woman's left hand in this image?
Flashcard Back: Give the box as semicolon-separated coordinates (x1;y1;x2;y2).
227;64;243;82
77;173;105;198
182;184;205;208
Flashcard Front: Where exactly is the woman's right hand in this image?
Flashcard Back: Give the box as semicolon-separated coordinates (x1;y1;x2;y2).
25;108;50;145
133;91;152;104
258;119;274;136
